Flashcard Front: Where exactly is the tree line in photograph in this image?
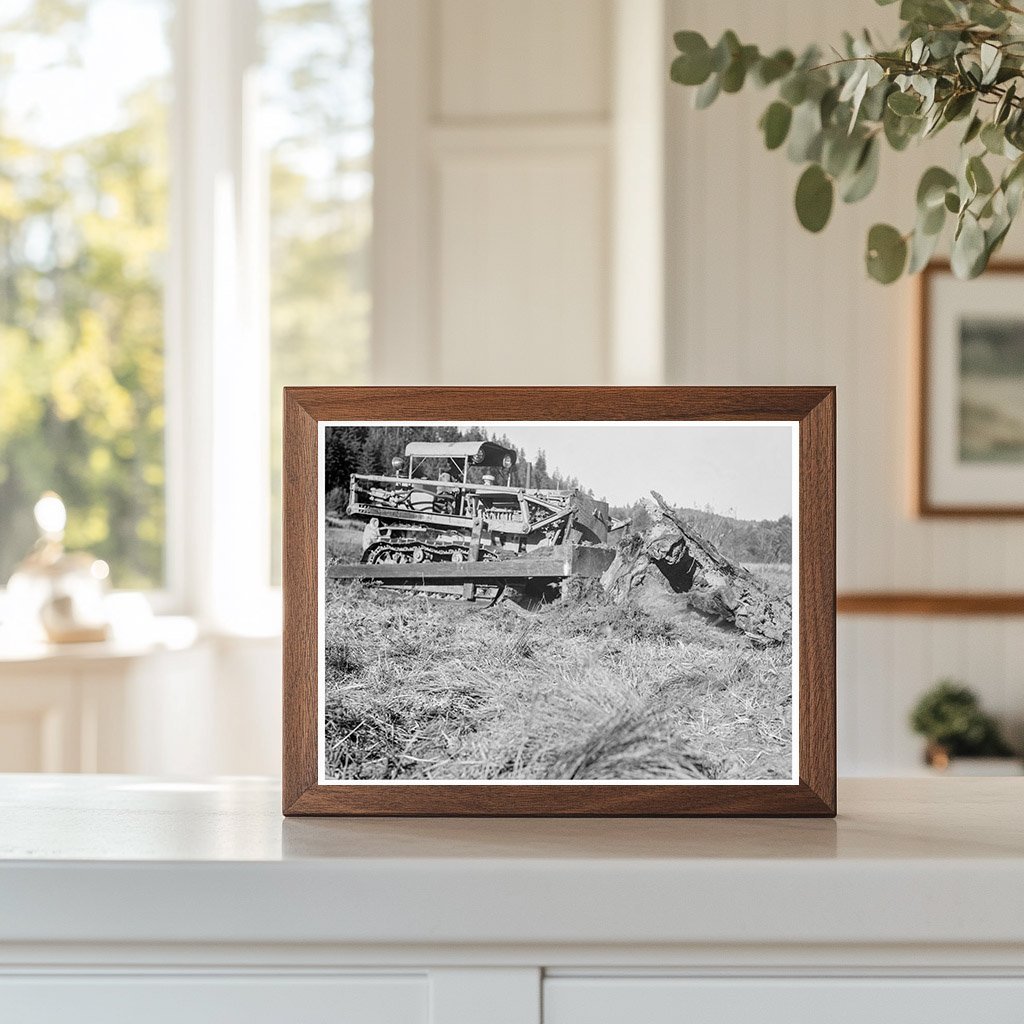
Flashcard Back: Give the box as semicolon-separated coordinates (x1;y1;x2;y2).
326;427;792;565
324;425;587;507
611;501;792;565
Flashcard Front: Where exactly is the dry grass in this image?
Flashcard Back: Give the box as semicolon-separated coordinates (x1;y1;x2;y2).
745;562;794;599
323;561;795;782
326;524;365;564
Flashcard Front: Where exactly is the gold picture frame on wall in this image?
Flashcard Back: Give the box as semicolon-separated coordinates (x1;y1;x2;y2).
917;260;1024;518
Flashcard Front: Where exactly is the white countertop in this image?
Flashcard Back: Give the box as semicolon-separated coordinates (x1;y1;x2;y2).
1;775;1022;951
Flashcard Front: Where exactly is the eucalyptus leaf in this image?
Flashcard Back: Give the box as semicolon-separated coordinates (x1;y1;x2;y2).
987;210;1013;259
710;31;740;73
980;42;1002;86
942;91;974;122
888;90;921;115
904;0;958;28
884;106;922;150
820;85;841;126
962;115;983;145
981;121;1006;155
970;2;1009;29
996;82;1017;124
671;51;712;87
721;44;759;93
967;154;995;195
760;101;793;150
787;101;823;162
917;166;957;210
927;30;962;60
922;201;945;235
861;79;892;122
908;221;942;273
842;137;880;203
779;73;807;106
922;107;942;137
866;223;908;283
795;164;834;232
1006;174;1024;218
822;128;863;178
754;49;795;87
958;160;978;207
1002;158;1024;217
694;73;721;109
914;75;937;111
840;64;871;130
952;212;987;278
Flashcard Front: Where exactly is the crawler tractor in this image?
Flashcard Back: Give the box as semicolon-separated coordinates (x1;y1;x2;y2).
328;441;619;602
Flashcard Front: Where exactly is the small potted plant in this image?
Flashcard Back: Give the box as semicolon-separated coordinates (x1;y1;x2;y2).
910;680;1020;774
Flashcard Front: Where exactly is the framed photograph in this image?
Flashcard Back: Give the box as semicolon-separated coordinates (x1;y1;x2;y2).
918;261;1024;516
283;387;835;816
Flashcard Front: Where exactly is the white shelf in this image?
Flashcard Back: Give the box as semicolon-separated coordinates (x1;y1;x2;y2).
1;775;1023;951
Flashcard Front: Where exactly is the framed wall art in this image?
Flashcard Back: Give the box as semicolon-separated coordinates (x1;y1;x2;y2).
283;387;836;816
918;261;1024;517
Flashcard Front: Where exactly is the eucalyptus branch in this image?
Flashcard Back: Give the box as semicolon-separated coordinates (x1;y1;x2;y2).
670;0;1024;283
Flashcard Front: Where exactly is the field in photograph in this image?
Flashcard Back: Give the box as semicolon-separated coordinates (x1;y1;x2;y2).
323;527;793;782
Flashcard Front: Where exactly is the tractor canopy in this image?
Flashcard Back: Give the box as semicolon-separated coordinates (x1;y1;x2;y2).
404;441;517;469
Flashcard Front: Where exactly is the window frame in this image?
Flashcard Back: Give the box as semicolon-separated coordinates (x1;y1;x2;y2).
165;0;279;632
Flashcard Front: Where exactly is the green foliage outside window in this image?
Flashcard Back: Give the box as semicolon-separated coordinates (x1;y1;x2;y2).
0;0;170;587
0;0;373;591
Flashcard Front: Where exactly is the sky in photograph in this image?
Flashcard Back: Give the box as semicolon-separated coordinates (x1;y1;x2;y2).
452;421;795;520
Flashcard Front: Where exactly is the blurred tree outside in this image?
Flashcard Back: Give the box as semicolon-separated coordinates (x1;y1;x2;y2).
263;0;372;581
0;0;171;588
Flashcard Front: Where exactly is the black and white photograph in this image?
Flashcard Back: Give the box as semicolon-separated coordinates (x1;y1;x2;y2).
318;420;798;784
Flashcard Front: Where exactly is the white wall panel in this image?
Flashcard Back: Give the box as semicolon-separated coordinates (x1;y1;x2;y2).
665;0;1024;774
375;0;620;385
436;151;607;384
438;0;610;120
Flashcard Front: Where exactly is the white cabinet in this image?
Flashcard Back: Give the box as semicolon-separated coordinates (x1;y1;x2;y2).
1;777;1022;1023
544;977;1024;1024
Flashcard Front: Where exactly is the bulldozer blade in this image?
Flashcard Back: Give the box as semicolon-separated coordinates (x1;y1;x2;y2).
327;544;615;582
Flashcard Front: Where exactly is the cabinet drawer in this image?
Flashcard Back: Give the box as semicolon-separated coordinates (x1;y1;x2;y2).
0;974;427;1024
544;977;1024;1024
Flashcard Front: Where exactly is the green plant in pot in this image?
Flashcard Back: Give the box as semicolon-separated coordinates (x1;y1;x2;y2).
909;680;1015;767
670;0;1024;283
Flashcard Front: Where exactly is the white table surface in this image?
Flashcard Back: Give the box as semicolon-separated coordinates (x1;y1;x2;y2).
1;775;1022;950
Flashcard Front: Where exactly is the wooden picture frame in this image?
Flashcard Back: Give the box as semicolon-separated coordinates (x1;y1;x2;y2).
917;260;1024;517
283;387;836;816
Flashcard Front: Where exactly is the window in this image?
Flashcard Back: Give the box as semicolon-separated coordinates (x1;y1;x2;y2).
0;0;172;589
262;0;372;580
0;0;373;614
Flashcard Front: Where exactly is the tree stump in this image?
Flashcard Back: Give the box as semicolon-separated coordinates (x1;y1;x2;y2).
600;491;791;646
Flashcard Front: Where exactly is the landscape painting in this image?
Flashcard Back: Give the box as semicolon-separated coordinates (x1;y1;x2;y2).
318;421;797;785
959;317;1024;463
